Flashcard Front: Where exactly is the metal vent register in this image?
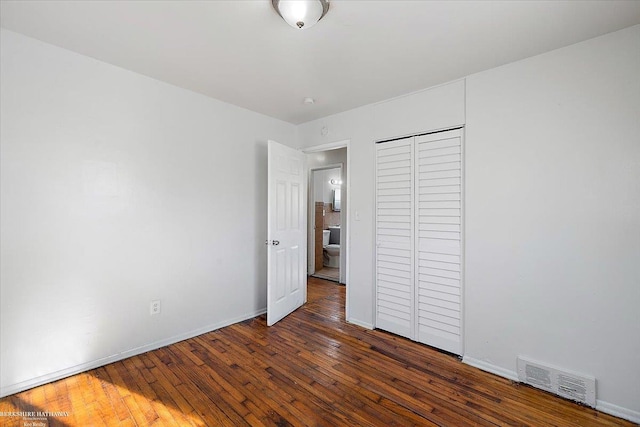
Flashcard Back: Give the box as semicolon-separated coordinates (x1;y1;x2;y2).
517;357;596;407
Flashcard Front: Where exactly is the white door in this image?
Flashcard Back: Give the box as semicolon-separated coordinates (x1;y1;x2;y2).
375;137;415;339
374;128;464;356
267;140;307;326
415;129;463;355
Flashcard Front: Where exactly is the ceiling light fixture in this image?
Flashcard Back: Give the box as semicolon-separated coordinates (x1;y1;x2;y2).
272;0;330;30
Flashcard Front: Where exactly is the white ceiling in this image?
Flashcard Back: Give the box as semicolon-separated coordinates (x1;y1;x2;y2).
2;1;639;124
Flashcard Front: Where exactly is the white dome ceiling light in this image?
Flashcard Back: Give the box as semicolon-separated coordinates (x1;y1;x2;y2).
272;0;330;30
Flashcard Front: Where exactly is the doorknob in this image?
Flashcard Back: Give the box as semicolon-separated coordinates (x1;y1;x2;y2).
265;240;280;246
273;240;280;245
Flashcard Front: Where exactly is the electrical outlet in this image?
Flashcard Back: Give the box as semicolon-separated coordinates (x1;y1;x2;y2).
150;300;161;315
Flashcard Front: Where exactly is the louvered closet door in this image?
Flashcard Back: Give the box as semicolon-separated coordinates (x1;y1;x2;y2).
415;129;463;355
375;137;414;339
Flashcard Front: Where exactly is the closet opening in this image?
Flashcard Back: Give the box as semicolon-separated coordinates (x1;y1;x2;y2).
375;127;464;356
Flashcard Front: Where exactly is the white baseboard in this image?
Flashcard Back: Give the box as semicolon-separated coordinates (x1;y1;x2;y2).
347;317;374;330
0;308;266;398
462;356;519;382
596;400;640;424
462;356;639;424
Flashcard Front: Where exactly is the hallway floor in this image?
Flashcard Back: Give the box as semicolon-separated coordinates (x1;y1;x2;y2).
312;266;339;282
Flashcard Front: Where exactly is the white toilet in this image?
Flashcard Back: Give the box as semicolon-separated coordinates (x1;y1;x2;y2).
322;226;340;268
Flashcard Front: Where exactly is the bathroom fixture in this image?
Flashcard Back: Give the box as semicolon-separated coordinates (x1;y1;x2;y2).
272;0;330;30
323;226;340;268
332;188;341;211
330;179;342;185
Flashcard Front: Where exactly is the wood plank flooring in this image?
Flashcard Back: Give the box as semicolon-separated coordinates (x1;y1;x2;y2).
0;277;634;426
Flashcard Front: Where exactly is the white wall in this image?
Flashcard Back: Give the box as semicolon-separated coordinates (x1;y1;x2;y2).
0;29;296;396
312;167;341;204
324;169;342;204
464;25;640;418
313;169;325;202
373;80;466;141
298;25;639;421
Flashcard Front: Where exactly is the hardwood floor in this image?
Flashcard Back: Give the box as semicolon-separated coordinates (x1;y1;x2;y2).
0;277;633;426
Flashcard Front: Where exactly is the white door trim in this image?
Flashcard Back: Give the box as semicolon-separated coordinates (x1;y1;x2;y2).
302;139;350;153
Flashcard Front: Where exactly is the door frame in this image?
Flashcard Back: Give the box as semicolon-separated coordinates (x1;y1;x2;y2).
302;140;350;319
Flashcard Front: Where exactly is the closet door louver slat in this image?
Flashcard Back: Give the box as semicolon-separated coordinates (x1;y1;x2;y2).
375;128;463;356
375;138;414;339
415;131;463;355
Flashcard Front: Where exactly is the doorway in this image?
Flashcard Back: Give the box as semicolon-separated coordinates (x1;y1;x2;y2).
309;165;342;282
266;139;350;326
303;142;349;299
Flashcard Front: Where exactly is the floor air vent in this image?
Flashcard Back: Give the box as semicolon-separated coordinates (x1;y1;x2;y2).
517;357;596;407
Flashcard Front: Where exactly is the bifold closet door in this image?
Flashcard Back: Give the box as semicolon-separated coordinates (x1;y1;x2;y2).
415;129;463;355
375;137;414;339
